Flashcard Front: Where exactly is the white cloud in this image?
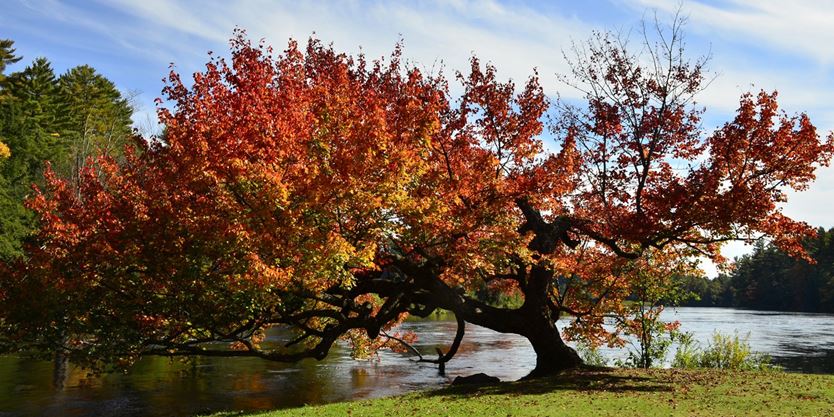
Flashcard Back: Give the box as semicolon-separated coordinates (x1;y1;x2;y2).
627;0;834;65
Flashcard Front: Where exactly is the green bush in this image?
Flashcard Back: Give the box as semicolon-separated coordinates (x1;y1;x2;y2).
672;331;779;371
670;332;701;368
575;342;608;367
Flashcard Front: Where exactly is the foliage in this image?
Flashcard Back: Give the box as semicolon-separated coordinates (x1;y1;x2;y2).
54;64;135;183
2;18;832;376
208;369;834;417
0;40;21;70
0;39;22;95
471;281;524;309
672;331;777;371
574;342;607;367
609;250;695;368
614;323;679;369
669;332;701;369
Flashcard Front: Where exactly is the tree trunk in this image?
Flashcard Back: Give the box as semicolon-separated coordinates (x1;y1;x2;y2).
407;260;584;380
53;347;68;390
450;268;583;378
519;264;583;378
521;307;582;379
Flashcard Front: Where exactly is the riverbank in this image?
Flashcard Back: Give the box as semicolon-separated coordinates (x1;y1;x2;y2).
4;308;833;416
210;368;834;417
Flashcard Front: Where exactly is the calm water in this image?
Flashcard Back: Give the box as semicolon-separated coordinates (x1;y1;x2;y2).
1;307;833;417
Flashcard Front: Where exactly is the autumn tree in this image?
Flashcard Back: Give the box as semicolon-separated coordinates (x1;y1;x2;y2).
2;21;832;378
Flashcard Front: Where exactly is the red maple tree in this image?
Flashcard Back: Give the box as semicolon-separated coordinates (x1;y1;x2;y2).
2;23;831;377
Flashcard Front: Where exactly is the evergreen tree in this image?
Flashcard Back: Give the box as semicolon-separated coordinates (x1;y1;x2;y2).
56;65;134;185
0;39;22;93
683;229;834;313
0;58;64;259
0;38;22;165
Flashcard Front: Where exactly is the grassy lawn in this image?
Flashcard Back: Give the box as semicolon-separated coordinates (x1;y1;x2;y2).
212;368;834;417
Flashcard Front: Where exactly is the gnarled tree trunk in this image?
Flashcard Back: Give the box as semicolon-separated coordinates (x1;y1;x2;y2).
518;264;582;378
521;312;582;378
417;263;583;378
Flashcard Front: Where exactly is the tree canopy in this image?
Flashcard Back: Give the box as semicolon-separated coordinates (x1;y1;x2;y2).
1;24;832;377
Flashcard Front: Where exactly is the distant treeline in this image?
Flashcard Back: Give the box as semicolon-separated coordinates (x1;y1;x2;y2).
678;228;834;313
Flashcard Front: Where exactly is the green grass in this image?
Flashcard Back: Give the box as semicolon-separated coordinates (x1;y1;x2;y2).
210;368;834;417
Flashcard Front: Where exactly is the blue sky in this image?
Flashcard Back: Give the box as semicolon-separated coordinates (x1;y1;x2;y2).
4;0;834;272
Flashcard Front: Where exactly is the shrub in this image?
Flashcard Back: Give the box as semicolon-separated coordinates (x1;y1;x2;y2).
670;332;700;369
672;331;779;371
576;342;608;367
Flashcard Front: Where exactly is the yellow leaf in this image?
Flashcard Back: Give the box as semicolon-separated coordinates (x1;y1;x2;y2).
0;140;10;159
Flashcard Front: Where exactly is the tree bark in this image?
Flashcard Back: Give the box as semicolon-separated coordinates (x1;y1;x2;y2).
456;301;581;378
515;264;583;378
522;315;583;378
457;297;582;378
385;242;585;379
430;265;583;378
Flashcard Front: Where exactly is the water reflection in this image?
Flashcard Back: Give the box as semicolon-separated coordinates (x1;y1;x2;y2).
1;307;832;417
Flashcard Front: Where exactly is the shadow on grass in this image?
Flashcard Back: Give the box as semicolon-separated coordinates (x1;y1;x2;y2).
419;367;673;399
203;368;674;416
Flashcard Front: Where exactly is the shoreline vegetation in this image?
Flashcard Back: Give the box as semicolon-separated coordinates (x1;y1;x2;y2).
208;368;834;417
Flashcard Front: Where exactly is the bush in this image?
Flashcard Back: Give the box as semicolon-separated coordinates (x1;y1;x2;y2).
670;332;700;369
576;342;608;367
672;331;779;371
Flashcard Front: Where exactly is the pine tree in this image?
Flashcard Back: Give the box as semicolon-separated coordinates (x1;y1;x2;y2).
56;65;134;184
0;38;22;162
0;39;22;93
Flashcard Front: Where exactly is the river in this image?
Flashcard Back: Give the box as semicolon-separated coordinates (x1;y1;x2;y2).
1;307;833;416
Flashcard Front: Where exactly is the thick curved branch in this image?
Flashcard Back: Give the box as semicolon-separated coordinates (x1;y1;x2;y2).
515;198;579;253
381;311;466;365
435;312;465;363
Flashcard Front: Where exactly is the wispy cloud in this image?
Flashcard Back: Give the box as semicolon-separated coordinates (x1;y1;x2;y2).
101;0;594;93
628;0;834;65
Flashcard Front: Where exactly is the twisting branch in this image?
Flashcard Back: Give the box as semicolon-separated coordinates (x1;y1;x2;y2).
515;198;579;253
380;311;466;375
380;330;425;360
